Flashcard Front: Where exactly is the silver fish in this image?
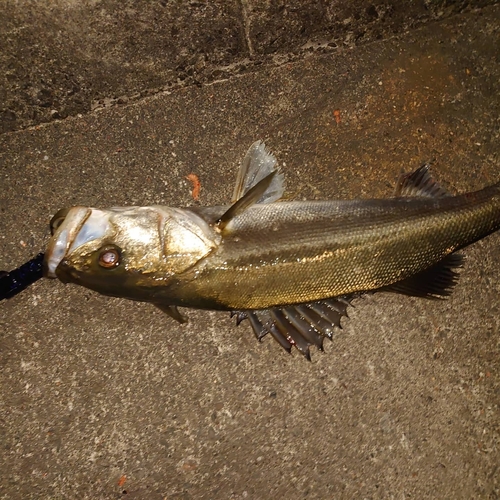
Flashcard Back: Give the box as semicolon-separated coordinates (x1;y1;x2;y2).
43;142;500;358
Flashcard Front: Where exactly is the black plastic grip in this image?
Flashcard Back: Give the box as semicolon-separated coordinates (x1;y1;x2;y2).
0;252;44;301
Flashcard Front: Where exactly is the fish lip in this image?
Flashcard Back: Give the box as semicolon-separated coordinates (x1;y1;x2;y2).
44;207;111;279
44;207;93;278
53;260;70;283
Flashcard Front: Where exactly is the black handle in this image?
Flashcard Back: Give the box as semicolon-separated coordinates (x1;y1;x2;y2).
0;252;45;301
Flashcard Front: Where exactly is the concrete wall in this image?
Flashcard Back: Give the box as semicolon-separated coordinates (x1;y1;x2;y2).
1;0;496;132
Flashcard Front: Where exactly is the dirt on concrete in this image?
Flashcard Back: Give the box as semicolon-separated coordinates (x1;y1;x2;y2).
1;2;500;499
1;0;497;133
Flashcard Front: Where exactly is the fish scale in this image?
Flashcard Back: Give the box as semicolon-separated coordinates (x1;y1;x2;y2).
31;141;500;356
173;187;500;310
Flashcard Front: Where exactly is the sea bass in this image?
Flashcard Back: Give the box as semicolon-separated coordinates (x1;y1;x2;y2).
43;142;500;358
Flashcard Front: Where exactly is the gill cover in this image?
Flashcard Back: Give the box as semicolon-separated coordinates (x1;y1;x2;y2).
160;207;221;274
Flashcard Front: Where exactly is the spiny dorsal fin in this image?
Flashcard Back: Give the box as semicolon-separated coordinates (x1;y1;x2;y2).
381;253;463;298
232;141;284;204
216;171;276;231
395;164;451;198
233;295;355;359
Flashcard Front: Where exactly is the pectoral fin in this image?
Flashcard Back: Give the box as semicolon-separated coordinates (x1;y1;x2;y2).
216;170;277;231
232;140;284;203
215;141;284;231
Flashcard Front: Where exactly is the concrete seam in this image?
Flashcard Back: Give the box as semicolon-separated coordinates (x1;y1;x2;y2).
240;0;254;57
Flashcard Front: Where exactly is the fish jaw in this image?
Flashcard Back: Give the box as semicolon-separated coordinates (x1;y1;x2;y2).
43;207;111;278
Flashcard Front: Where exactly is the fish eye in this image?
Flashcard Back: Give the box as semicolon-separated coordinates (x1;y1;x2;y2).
50;208;71;235
98;246;121;269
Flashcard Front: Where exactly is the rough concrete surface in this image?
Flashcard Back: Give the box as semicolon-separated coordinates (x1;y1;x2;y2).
1;2;500;499
1;0;497;133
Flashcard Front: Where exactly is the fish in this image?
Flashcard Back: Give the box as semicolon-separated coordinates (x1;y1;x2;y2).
42;141;500;358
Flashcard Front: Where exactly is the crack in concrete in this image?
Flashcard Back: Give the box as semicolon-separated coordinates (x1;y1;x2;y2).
240;0;255;58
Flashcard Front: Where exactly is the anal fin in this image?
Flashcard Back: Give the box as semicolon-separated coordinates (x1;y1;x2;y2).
395;164;451;198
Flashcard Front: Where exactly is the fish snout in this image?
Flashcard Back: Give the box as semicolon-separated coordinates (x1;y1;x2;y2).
43;207;93;278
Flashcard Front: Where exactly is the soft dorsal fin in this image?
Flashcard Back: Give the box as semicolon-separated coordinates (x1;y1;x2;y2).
381;253;463;298
232;141;284;204
395;164;451;198
216;171;276;231
233;253;463;358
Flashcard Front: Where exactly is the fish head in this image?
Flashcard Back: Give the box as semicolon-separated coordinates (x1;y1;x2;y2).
44;205;220;299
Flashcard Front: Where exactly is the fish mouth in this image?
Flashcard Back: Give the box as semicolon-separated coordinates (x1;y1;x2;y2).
43;207;111;278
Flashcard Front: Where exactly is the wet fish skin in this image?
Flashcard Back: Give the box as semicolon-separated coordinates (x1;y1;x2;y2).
41;141;500;355
47;175;500;311
167;186;500;310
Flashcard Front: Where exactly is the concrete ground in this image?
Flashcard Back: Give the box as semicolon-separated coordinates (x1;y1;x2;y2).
1;2;500;499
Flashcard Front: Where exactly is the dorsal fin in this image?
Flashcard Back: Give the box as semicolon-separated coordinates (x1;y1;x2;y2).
233;295;355;359
381;253;463;298
233;250;462;358
395;164;451;198
232;141;284;204
216;171;276;231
